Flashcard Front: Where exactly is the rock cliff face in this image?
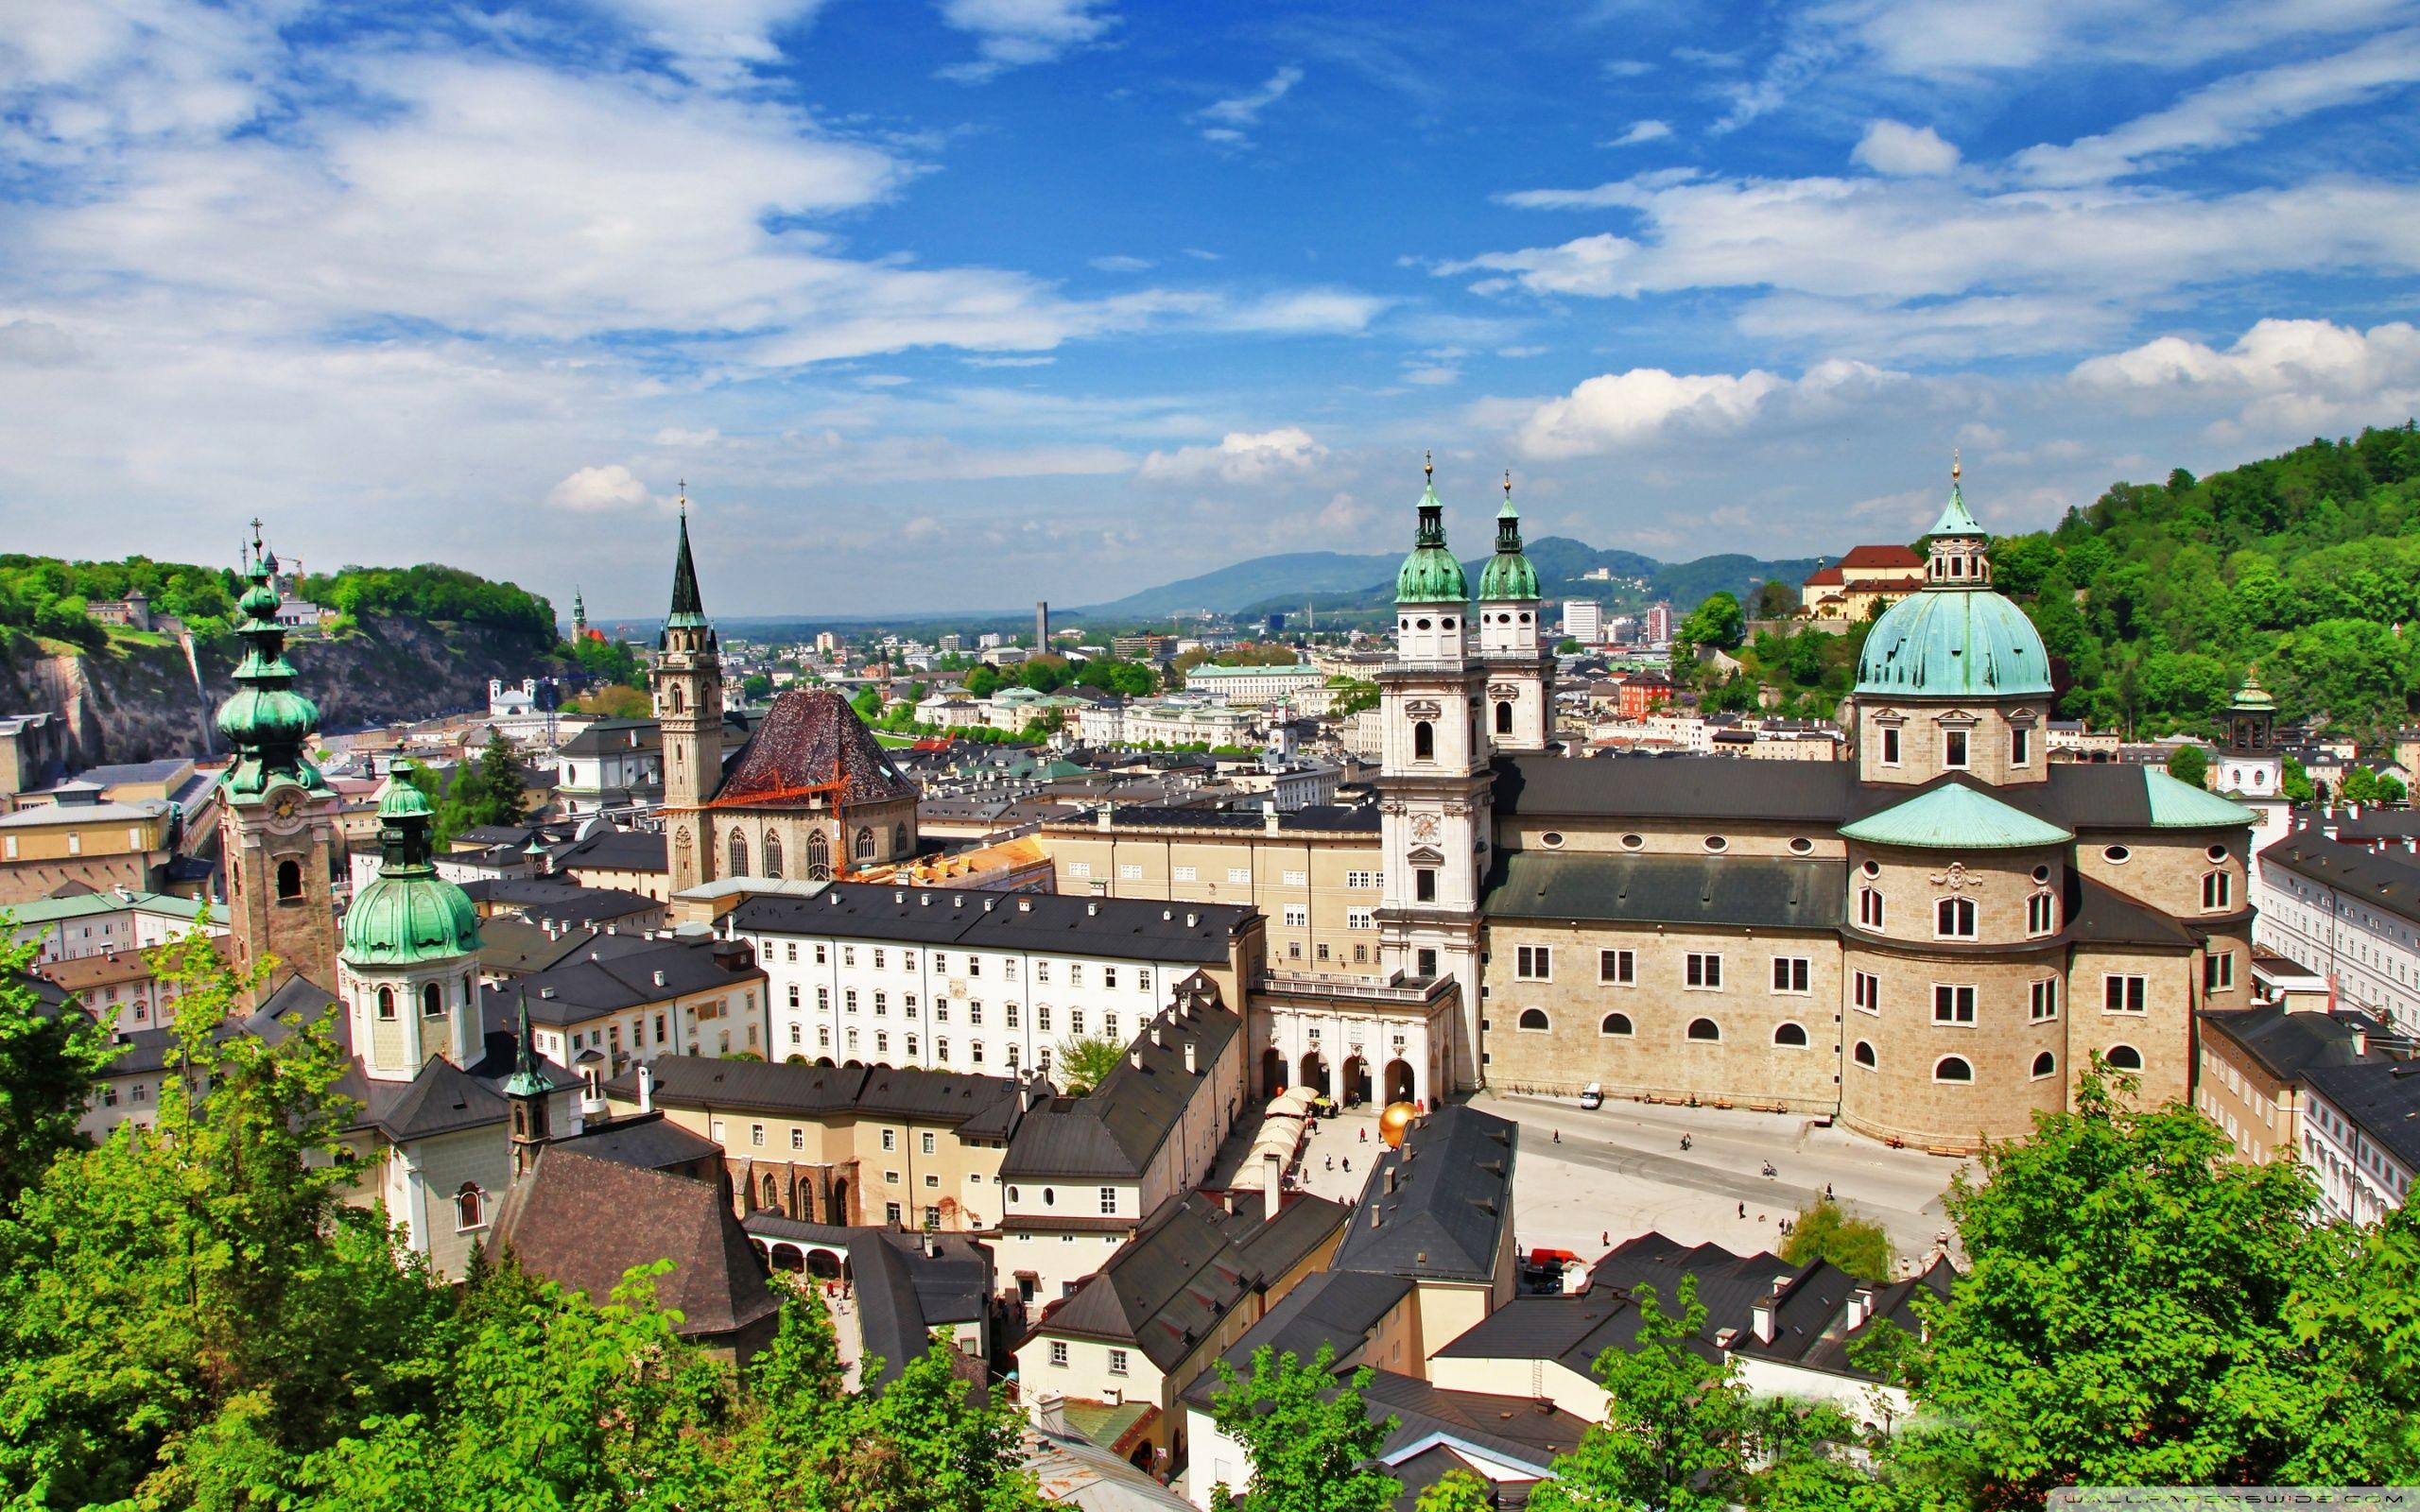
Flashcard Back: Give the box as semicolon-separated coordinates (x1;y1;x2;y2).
0;616;555;766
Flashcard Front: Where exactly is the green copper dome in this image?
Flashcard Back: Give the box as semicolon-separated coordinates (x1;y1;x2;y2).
215;525;331;800
1478;481;1540;602
1854;475;2051;699
1841;782;2072;850
342;764;481;967
1396;465;1471;605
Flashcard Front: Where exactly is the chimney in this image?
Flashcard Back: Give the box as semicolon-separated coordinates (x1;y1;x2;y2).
1383;1167;1396;1194
1369;1204;1383;1228
1129;1048;1144;1071
637;1061;655;1114
1263;807;1280;834
1184;1041;1198;1074
922;1228;937;1258
1185;912;1198;927
1151;1023;1164;1047
653;969;667;988
1096;807;1112;832
2354;1024;2370;1057
1846;1286;1875;1332
1087;902;1098;917
1752;1297;1776;1345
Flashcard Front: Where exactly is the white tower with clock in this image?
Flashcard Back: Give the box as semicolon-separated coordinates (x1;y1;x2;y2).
1375;457;1492;1093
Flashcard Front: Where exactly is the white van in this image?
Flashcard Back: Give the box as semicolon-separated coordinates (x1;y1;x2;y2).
1578;1082;1603;1108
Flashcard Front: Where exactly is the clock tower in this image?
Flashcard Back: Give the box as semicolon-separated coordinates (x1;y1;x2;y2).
652;494;724;895
1375;457;1492;1093
216;521;342;1005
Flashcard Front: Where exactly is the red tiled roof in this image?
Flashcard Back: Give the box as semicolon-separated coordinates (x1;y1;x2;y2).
1837;544;1924;570
711;687;919;810
1801;565;1844;588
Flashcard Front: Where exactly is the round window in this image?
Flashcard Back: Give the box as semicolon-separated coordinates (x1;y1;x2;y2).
1620;833;1645;850
1541;832;1565;849
2103;845;2132;865
1789;837;1813;855
1703;836;1728;853
1442;616;1457;629
2205;844;2228;862
1416;618;1432;631
1520;611;1532;624
2031;864;2050;884
1006;1186;1019;1203
1043;1187;1056;1208
1861;860;1880;878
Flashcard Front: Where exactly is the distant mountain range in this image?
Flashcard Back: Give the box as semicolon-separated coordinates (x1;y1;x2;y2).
1076;538;1824;624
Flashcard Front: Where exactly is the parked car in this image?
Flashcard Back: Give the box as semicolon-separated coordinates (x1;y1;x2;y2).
1579;1082;1602;1108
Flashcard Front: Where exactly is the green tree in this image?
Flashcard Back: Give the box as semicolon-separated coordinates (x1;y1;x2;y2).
1413;1469;1495;1512
2343;765;2381;804
1677;592;1747;656
1054;1031;1126;1095
1207;1341;1400;1512
571;683;652;718
0;934;450;1507
0;922;117;1206
2165;743;2208;789
964;664;1003;697
1530;1277;1749;1512
1327;677;1379;716
1777;1198;1893;1282
741;672;774;700
570;634;642;688
1898;1069;2402;1500
2282;753;2316;804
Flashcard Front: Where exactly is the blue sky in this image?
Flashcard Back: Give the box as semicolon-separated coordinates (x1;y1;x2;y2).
4;0;2420;618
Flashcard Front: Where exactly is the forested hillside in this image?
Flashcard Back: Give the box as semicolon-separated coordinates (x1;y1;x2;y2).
1685;425;2420;740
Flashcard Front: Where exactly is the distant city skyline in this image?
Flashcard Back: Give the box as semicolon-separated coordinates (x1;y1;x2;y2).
5;0;2418;615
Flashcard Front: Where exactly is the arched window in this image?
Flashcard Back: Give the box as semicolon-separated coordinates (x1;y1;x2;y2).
1933;1056;1974;1083
2201;871;2231;911
670;684;684;713
1517;1008;1549;1031
1773;1022;1807;1047
2031;1051;2056;1079
1858;887;1885;930
1600;1012;1633;1037
762;1173;779;1210
855;827;874;861
1686;1017;1720;1042
1935;897;1977;938
807;830;831;880
2106;1044;2143;1072
764;831;784;879
422;982;443;1018
1412;720;1435;762
377;986;396;1021
276;859;302;900
893;823;909;855
455;1183;484;1230
729;829;748;877
1495;701;1512;734
1854;1040;1876;1068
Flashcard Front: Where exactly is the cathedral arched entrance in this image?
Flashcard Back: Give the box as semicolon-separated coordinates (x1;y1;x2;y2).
1384;1058;1415;1106
1261;1048;1286;1096
1341;1056;1371;1108
1300;1052;1330;1099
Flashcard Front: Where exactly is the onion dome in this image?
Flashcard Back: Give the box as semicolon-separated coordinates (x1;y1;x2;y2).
1478;471;1540;602
2230;666;2276;714
1854;463;2052;699
215;521;329;799
344;763;481;966
1395;454;1471;605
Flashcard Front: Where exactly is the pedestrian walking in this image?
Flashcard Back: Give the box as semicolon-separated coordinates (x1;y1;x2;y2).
1824;1182;1834;1199
1324;1155;1333;1172
1552;1129;1560;1143
1359;1127;1368;1143
1737;1201;1746;1219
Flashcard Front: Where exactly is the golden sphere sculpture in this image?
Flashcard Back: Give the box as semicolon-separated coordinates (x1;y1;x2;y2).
1378;1102;1420;1149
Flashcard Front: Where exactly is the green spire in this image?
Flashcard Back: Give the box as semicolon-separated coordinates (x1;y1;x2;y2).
1928;452;1984;538
1395;453;1472;605
2231;665;2276;713
1478;469;1541;602
501;988;549;1099
572;585;587;637
666;486;707;628
215;518;327;799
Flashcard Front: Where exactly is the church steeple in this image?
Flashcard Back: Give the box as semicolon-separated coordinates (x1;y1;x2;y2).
216;519;327;799
1478;471;1540;603
572;585;588;640
667;486;707;629
653;491;725;894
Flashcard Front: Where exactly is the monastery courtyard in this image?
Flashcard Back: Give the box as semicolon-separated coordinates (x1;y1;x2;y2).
1262;1094;1969;1280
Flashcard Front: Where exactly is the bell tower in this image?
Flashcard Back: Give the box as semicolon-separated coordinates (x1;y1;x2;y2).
1476;471;1553;753
339;763;484;1079
1376;455;1491;1092
652;490;723;895
216;520;341;1005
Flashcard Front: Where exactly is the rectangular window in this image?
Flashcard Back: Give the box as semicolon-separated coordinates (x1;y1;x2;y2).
1006;1003;1020;1027
792;1128;805;1150
2203;872;2232;911
1227;868;1252;885
905;993;918;1015
1099;1186;1117;1214
1283;869;1308;886
815;943;827;965
1284;905;1308;929
873;991;887;1016
1033;961;1047;982
785;942;798;962
1932;984;1977;1024
1771;957;1809;993
882;1129;896;1152
1858;888;1885;930
1173;865;1197;882
2104;974;2147;1013
787;984;801;1008
1070;1010;1084;1035
2204;953;2236;991
1347;907;1374;930
873;949;885;970
924;1174;940;1188
1038;1006;1051;1032
750;1124;765;1146
2027;892;2055;935
843;947;856;967
922;1131;937;1155
1685;954;1721;989
844;989;857;1012
1515;945;1552;981
1880;726;1902;766
1107;1348;1130;1375
2030;979;2059;1022
1069;964;1082;987
1118;864;1143;881
1050;1341;1069;1367
886;1201;903;1226
2011;726;2031;766
1853;970;1879;1015
968;956;982;977
817;988;830;1012
1347;869;1378;889
1415;868;1438;903
1104;968;1118;989
969;1001;983;1025
1944;729;1970;768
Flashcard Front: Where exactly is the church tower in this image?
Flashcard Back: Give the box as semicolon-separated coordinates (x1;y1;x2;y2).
1376;456;1491;1093
1476;471;1553;753
503;989;553;1177
653;494;724;895
216;521;342;1005
572;586;588;641
339;765;485;1079
2217;667;2290;862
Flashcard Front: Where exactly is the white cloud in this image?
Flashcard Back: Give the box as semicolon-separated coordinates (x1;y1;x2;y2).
1514;368;1787;457
1402;363;1461;386
1089;254;1154;272
1137;425;1326;483
1851;120;1960;176
962;354;1058;367
2070;318;2420;438
1194;64;1304;144
651;426;722;447
594;0;830;80
1216;288;1392;335
2013;29;2420;184
936;0;1116;81
1604;119;1672;147
1442;232;1639;297
547;463;656;512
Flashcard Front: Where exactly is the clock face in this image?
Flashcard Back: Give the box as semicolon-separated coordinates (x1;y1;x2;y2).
267;785;304;830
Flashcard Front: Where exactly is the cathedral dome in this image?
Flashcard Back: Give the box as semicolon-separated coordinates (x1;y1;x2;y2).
1396;464;1470;605
1478;484;1539;601
342;765;481;967
1854;589;2051;698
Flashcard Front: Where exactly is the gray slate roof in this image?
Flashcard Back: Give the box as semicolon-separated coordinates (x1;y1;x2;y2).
2306;1061;2420;1169
1482;850;1841;933
1003;974;1241;1180
480;936;764;1029
731;884;1253;965
1331;1105;1517;1285
606;1053;1032;1132
2199;1005;2391;1083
